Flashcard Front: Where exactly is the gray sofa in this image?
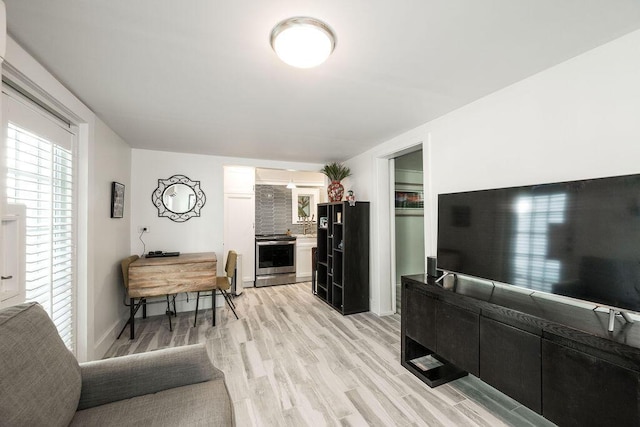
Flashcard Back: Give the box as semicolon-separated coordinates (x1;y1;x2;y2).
0;302;234;426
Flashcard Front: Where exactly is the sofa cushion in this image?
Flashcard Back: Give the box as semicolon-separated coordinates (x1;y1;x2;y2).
78;343;218;409
70;379;234;426
0;302;81;427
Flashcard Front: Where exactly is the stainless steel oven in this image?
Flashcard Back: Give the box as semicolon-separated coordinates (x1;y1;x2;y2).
255;235;296;287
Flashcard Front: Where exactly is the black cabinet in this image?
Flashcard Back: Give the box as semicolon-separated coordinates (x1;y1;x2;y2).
401;283;468;387
316;202;369;314
401;275;640;426
480;317;541;413
405;286;436;350
436;301;479;376
542;339;640;426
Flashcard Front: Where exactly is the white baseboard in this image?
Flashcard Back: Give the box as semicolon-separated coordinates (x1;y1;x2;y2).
141;293;222;317
377;310;396;316
94;314;126;360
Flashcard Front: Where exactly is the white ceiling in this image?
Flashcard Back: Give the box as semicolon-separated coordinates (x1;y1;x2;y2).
4;1;640;164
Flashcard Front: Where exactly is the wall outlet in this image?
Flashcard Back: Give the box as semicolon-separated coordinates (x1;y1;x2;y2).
138;226;150;233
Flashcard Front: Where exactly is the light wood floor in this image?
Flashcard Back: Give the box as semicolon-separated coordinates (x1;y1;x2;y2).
105;282;555;427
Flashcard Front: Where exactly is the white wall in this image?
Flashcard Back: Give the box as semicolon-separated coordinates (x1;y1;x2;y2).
92;119;131;358
131;149;224;258
130;148;323;315
425;27;640;245
349;28;640;316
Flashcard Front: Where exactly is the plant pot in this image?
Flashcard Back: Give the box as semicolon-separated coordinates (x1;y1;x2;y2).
328;180;344;202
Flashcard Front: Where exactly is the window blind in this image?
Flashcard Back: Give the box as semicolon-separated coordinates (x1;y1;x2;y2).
6;122;75;350
513;193;566;293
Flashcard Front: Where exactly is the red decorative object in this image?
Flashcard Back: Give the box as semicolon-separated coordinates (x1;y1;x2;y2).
328;180;344;202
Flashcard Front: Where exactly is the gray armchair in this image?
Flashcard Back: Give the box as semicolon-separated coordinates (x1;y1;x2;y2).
0;302;234;426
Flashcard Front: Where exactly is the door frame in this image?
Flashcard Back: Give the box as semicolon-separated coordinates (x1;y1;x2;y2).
371;135;431;316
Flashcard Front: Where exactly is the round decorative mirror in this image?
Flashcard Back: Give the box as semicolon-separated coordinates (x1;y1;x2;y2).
162;183;196;214
152;175;206;222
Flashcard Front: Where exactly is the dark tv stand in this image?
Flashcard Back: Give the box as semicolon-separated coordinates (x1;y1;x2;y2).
401;274;640;426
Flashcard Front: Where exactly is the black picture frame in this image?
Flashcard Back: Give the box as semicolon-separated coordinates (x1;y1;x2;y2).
111;182;125;218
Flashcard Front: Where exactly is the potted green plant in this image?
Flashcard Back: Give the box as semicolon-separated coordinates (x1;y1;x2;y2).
321;162;351;202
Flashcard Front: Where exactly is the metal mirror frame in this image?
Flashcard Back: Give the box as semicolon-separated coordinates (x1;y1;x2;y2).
152;174;206;222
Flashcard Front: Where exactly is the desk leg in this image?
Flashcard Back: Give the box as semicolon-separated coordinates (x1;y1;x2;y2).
166;295;173;331
194;291;201;327
213;290;216;327
173;296;177;317
130;298;135;340
143;299;147;319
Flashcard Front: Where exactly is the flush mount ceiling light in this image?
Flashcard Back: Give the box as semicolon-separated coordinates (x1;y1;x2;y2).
270;17;336;68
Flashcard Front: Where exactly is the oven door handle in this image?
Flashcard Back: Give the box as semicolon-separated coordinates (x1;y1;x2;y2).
256;241;296;246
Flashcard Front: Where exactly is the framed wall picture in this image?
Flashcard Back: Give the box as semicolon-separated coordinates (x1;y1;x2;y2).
291;187;320;223
395;183;424;216
111;181;125;218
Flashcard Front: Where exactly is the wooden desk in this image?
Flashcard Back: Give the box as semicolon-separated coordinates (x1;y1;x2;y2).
122;252;218;339
128;252;217;297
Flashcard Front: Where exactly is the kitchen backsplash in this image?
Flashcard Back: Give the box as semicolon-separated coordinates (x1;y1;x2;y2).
255;185;310;235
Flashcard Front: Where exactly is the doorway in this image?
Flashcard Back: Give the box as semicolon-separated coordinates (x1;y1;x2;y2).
393;149;425;314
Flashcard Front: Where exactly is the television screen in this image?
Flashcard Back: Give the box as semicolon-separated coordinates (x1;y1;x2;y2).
437;173;640;313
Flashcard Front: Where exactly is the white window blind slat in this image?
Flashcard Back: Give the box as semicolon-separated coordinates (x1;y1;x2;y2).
6;117;75;352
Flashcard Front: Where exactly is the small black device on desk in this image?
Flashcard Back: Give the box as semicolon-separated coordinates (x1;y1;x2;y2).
146;251;180;258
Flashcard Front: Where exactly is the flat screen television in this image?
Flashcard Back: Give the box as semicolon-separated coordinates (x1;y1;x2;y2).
437;173;640;313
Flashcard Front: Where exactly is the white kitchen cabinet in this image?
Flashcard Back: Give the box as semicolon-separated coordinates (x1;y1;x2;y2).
296;236;316;281
224;166;255;194
255;168;325;187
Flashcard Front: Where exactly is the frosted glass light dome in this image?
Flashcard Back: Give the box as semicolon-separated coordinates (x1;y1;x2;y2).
270;17;336;68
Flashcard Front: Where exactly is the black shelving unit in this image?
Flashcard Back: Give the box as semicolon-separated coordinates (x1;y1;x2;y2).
316;201;369;314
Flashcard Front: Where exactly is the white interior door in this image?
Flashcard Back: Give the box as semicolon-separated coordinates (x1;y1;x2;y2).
224;193;255;288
